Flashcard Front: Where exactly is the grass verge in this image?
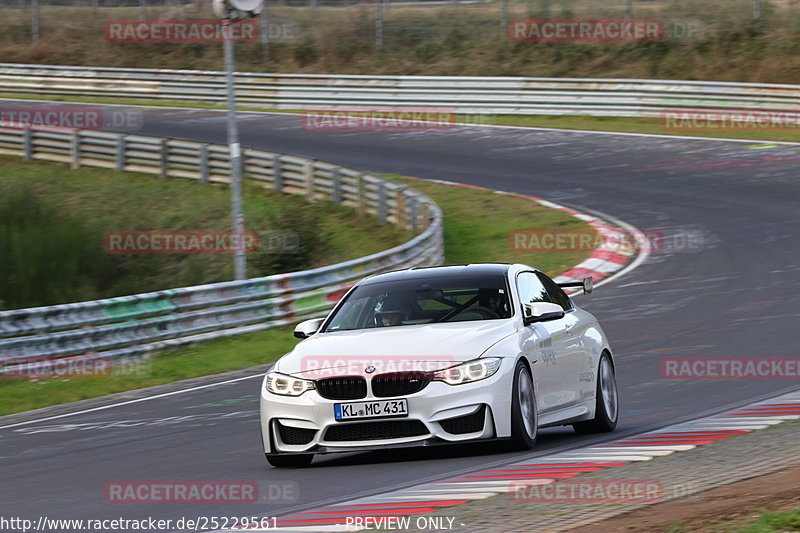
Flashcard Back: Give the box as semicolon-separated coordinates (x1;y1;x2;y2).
668;507;800;532
0;172;597;415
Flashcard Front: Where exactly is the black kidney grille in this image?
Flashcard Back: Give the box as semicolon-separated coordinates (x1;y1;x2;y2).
324;420;429;442
371;372;431;397
276;422;317;445
315;377;367;400
439;405;486;435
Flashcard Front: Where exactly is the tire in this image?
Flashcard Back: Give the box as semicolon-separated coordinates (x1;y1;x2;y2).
266;453;314;468
508;360;538;450
573;353;619;434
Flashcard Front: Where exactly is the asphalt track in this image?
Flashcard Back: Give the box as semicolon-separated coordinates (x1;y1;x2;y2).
2;101;800;529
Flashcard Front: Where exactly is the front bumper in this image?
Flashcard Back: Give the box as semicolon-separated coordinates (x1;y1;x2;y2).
259;359;514;455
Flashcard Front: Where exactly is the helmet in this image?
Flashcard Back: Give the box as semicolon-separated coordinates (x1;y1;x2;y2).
375;308;405;326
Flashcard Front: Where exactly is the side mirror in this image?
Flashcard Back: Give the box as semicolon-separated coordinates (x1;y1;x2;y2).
558;276;593;294
294;318;325;339
523;302;565;325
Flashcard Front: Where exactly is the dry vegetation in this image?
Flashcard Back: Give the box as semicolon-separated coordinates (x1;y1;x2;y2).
2;0;800;81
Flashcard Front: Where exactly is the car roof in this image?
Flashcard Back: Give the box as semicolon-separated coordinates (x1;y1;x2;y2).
361;263;516;285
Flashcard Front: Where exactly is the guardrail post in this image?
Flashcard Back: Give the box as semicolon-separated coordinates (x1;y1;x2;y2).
116;134;127;172
273;155;283;193
22;127;32;161
331;168;342;205
357;174;365;215
395;187;406;229
420;201;429;228
70;130;80;170
305;160;315;202
199;144;209;184
377;181;387;225
409;195;419;231
159;139;168;179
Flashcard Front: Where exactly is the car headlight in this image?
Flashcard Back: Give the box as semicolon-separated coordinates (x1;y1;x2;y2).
265;372;315;396
433;357;502;385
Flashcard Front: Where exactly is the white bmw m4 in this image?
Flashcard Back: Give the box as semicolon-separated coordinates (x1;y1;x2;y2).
260;263;618;467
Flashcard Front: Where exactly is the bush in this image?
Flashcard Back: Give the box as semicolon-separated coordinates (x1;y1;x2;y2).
249;204;333;276
0;187;113;310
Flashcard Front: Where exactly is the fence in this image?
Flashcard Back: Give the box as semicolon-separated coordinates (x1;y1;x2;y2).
0;125;444;374
3;63;800;117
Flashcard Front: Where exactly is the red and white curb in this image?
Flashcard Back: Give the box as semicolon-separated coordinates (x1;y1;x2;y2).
264;389;800;531
401;177;644;292
515;196;639;291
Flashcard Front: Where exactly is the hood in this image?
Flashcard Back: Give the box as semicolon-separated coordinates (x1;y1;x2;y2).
275;319;517;377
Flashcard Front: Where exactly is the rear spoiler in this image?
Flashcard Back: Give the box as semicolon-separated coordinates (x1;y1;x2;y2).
558;276;593;294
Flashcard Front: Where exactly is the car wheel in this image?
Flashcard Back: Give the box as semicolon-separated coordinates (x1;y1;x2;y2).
509;360;538;450
266;453;314;468
573;352;618;434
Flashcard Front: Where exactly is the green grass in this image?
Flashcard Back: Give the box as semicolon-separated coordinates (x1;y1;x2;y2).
0;171;596;415
0;155;411;309
391;175;590;274
489;115;800;144
716;507;800;532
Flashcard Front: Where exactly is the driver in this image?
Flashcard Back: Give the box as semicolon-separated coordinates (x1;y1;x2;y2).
478;288;508;318
376;308;404;327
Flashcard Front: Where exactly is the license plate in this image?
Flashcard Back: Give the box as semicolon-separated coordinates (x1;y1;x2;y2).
334;399;408;421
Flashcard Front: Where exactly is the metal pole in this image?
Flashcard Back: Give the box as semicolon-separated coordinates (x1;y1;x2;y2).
31;0;39;42
139;0;146;20
625;0;632;19
754;0;762;20
375;0;384;49
223;19;247;280
500;0;508;31
259;2;269;46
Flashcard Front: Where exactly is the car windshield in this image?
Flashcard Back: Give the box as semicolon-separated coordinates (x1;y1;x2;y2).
323;275;512;332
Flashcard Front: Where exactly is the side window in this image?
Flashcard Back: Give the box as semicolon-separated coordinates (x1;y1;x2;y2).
537;272;573;311
516;272;550;311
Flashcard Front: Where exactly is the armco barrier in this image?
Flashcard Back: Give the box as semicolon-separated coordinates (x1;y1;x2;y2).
0;126;444;374
3;63;800;116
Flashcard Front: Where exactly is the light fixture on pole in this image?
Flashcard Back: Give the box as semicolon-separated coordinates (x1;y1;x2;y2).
213;0;263;281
